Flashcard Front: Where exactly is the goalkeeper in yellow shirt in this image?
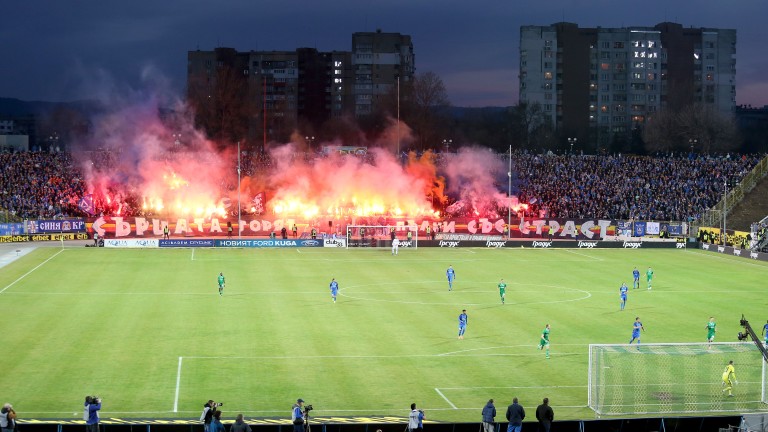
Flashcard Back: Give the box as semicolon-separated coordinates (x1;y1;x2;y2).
722;360;737;396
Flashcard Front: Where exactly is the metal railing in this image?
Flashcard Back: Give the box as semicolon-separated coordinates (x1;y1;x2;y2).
696;155;768;231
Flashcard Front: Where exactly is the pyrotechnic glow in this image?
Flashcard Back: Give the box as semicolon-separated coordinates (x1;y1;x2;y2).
74;95;512;220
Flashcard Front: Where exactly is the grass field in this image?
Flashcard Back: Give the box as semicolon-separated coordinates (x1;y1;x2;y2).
1;245;767;422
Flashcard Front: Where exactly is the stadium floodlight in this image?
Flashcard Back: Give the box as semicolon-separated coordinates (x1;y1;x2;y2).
588;342;768;416
346;225;418;249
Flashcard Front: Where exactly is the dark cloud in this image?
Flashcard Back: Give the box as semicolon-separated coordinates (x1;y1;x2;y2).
1;0;765;107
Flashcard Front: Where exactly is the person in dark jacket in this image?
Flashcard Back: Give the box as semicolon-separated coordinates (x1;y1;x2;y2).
481;399;496;432
535;398;554;432
505;397;525;432
210;411;225;432
230;414;252;432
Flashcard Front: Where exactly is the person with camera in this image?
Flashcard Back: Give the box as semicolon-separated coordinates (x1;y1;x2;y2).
408;403;424;432
200;400;220;432
0;403;16;432
84;396;101;432
291;399;306;432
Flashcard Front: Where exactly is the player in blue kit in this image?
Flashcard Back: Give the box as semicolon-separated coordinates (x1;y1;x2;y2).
329;278;339;303
632;267;640;289
458;309;468;339
446;265;456;291
629;316;645;349
619;283;628;310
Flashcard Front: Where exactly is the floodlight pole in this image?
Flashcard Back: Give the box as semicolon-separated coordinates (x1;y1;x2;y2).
237;141;241;239
507;145;512;237
722;178;727;246
397;75;400;158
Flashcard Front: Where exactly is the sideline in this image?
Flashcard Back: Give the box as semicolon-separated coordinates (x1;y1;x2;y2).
0;248;64;294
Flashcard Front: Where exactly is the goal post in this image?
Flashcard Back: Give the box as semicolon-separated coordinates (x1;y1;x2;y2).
588;342;768;416
345;225;418;249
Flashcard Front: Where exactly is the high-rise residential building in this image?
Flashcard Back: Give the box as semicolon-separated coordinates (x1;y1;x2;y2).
352;30;415;117
519;22;736;149
186;30;412;145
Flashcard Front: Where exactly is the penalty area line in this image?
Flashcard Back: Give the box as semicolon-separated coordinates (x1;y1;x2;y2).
173;356;183;412
0;248;64;295
434;388;457;409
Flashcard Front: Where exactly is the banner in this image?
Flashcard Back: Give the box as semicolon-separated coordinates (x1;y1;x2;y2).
104;239;159;248
214;239;323;248
0;223;24;236
323;238;347;248
0;233;89;243
87;216;624;239
700;242;768;262
646;222;660;235
617;221;632;237
26;219;86;234
633;221;646;237
159;239;215;248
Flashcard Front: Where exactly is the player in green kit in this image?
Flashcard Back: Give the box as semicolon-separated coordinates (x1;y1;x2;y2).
706;317;717;349
646;267;654;290
498;279;507;304
538;324;551;358
217;272;225;296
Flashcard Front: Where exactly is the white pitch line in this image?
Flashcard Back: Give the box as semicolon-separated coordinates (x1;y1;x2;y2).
0;248;64;294
191;249;195;261
464;249;476;254
563;249;603;261
173;356;183;412
434;388;457;409
296;249;303;254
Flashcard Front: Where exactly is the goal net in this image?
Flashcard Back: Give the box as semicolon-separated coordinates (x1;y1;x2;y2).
588;342;768;416
345;225;418;249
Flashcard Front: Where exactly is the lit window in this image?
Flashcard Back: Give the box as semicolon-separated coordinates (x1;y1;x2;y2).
601;63;610;70
544;72;553;80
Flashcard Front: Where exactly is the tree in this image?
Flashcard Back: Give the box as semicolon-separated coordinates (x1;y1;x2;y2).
643;104;740;153
187;65;252;145
371;71;451;151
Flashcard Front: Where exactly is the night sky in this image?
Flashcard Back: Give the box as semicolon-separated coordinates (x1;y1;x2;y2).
1;0;766;107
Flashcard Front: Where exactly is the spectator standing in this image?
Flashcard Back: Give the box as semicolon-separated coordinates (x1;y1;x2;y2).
481;399;496;432
230;414;252;432
535;398;554;432
0;403;16;432
210;411;225;432
408;403;424;432
505;397;525;432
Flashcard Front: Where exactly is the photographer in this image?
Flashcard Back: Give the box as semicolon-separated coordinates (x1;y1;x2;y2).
1;403;16;432
84;396;101;432
291;399;305;432
200;400;219;432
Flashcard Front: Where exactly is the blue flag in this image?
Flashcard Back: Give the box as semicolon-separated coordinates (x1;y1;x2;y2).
78;194;95;215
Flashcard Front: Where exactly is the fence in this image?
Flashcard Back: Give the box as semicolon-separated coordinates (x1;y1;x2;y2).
696;154;768;231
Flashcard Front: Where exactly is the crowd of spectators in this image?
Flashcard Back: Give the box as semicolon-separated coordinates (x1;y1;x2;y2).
511;152;760;221
0;150;762;223
0;152;86;219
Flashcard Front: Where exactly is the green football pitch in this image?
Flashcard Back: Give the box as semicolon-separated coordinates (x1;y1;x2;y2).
0;245;766;422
